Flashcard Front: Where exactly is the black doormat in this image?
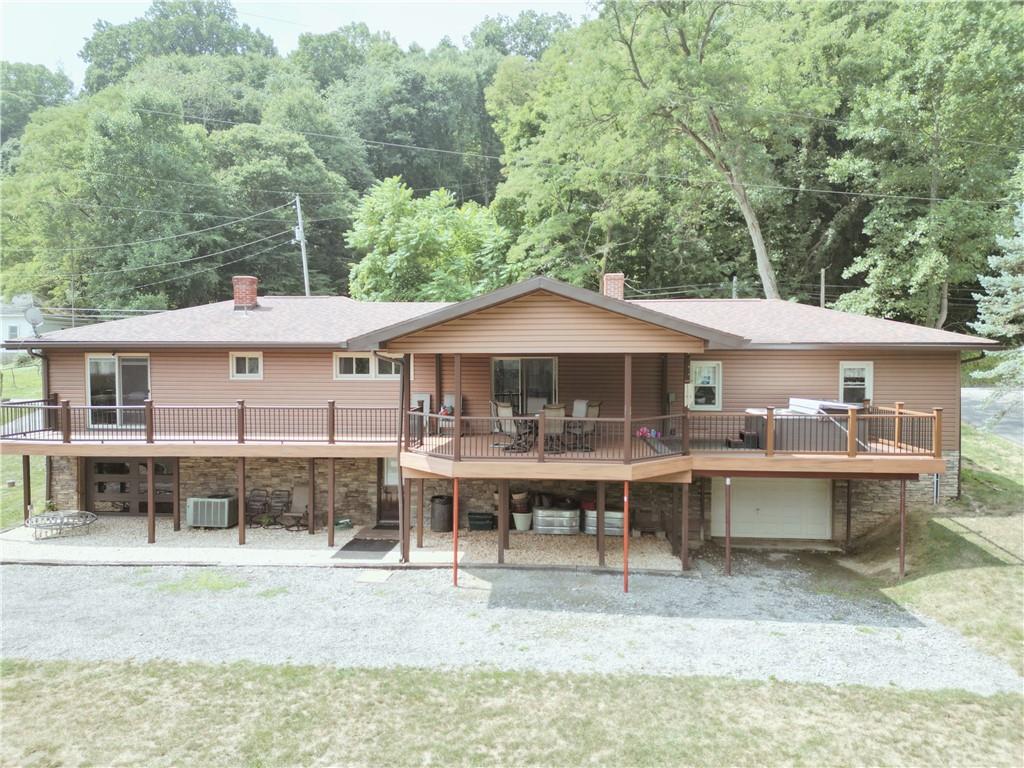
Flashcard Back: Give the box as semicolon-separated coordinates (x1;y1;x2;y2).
373;522;399;530
333;538;397;559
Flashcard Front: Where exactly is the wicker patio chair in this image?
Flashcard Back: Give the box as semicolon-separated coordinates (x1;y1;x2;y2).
272;489;303;531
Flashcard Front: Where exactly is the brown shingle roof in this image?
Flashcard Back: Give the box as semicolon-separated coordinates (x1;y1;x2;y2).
7;285;994;349
631;299;995;348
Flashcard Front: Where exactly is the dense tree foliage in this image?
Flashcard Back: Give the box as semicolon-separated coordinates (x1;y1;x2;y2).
1;0;1021;369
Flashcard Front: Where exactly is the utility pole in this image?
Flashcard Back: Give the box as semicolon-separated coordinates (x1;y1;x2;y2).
731;275;738;299
820;268;826;308
293;194;311;297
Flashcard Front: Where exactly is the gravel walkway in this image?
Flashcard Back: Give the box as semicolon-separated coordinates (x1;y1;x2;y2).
3;561;1020;695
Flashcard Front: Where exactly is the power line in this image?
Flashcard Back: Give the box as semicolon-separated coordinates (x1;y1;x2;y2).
4;203;292;253
33;199;290;222
47;230;293;278
128;239;292;291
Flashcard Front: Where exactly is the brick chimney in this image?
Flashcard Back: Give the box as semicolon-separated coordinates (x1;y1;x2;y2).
601;272;625;300
232;275;259;310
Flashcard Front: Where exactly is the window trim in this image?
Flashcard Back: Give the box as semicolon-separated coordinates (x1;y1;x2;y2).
229;351;264;381
839;360;874;404
84;353;151;428
687;360;723;411
334;353;411;381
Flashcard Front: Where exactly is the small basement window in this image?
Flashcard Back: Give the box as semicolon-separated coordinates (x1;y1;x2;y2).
839;361;873;404
229;352;263;381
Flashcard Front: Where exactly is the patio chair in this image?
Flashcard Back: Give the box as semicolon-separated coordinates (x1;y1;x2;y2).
272;489;303;531
567;400;600;451
542;403;567;453
490;400;516;447
526;396;548;415
245;488;270;528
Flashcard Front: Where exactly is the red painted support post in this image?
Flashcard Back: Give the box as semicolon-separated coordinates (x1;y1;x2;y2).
623;480;630;593
22;454;31;521
237;458;246;545
146;457;156;544
327;457;336;548
724;476;732;576
681;481;690;571
898;479;907;579
453;477;460;586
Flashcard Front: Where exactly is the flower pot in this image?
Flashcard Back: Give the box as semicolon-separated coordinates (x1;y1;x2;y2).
511;490;529;503
512;511;532;531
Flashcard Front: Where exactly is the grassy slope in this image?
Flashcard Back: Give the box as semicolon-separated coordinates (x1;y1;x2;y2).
841;425;1023;673
0;362;42;402
0;363;46;527
1;660;1021;768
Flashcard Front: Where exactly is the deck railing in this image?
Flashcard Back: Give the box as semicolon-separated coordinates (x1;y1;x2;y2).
0;397;942;460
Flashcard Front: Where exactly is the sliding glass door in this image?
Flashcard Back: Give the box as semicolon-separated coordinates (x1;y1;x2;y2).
491;357;557;415
87;355;150;426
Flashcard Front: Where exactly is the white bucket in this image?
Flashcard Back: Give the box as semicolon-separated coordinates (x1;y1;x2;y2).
512;511;533;531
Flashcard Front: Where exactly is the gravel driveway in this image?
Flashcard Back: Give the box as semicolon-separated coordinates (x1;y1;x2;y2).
2;560;1020;696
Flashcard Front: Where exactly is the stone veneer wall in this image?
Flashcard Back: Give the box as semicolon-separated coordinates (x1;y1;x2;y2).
49;456;80;509
832;453;959;546
179;457;381;528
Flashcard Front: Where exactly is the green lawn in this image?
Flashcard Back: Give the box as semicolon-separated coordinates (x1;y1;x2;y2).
837;426;1024;674
1;660;1021;768
0;453;44;529
0;362;42;402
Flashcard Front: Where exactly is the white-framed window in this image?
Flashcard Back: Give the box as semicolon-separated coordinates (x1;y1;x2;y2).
7;325;19;340
687;361;722;411
839;361;873;404
334;353;410;381
229;352;263;381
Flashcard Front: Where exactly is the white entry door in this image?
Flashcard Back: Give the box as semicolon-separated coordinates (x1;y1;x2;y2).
710;478;832;540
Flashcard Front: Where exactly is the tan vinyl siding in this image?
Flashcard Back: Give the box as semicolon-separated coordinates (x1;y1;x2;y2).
667;350;960;449
386;291;705;354
47;349;435;409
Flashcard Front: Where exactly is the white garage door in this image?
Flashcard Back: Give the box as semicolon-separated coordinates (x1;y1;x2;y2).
710;478;832;540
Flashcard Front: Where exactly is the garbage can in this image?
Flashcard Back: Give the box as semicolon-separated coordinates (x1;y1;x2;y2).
430;495;453;532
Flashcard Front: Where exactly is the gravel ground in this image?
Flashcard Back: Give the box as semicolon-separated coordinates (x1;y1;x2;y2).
3;560;1020;695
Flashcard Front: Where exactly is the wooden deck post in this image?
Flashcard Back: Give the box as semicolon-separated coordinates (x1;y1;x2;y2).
453;477;460;586
434;353;443;424
327;400;336;444
724;476;732;576
237;458;245;545
60;399;71;443
681;405;690;454
237;400;246;444
172;463;181;531
307;458;315;534
144;399;154;444
764;406;775;456
596;480;606;567
537;410;546;462
498;479;509;563
932;408;943;459
681;481;690;571
893;401;904;447
845;480;852;550
847;407;857;457
21;454;31;521
623;480;630;592
401;479;411;562
401;354;411;452
898;479;907;579
416;478;425;549
453;354;462;462
623;354;633;464
327;457;336;548
146;457;156;544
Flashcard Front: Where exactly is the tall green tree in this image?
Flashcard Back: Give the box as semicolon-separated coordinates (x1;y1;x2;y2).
346;177;510;301
80;0;276;92
288;23;400;91
829;1;1024;327
0;62;73;144
467;11;574;60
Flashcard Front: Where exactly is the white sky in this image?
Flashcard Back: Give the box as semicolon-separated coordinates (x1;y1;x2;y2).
1;0;591;91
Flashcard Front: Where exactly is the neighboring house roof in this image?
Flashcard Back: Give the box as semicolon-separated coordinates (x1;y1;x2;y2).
2;277;995;350
344;277;748;350
632;299;995;349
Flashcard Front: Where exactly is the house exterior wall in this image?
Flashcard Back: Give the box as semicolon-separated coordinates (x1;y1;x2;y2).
386;291;705;354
